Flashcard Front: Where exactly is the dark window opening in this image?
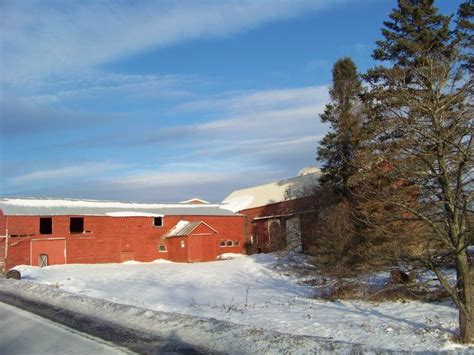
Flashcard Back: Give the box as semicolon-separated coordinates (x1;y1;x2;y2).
40;218;52;234
234;240;240;246
70;217;84;234
153;217;163;227
226;240;233;247
158;244;167;252
219;240;226;247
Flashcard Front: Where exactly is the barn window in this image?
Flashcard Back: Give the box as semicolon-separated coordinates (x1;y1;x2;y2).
180;240;185;248
158;244;167;252
219;240;226;247
39;217;52;234
226;240;233;247
234;240;240;246
153;217;163;227
70;217;84;234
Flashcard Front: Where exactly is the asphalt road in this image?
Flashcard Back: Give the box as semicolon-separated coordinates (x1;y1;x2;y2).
0;301;128;355
0;291;214;355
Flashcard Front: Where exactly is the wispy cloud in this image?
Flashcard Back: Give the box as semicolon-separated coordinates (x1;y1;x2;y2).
10;162;128;185
1;1;343;201
0;95;123;136
146;85;329;149
1;0;350;83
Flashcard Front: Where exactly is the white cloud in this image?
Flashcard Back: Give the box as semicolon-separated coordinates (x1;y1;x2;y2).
1;0;350;83
3;81;331;201
174;85;329;114
27;71;199;104
150;85;329;145
112;170;229;188
10;162;127;185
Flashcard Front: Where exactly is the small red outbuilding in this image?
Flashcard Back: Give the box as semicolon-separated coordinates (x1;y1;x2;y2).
166;220;242;262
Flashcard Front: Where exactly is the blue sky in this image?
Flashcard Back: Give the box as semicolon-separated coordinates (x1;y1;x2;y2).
0;0;462;202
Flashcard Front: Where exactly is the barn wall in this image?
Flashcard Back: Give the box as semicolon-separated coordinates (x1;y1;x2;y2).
239;196;315;254
0;209;6;236
0;210;5;272
4;214;245;269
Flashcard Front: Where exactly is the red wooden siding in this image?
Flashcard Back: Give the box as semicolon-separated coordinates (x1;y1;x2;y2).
0;210;6;236
3;214;245;270
31;239;66;266
239;197;316;254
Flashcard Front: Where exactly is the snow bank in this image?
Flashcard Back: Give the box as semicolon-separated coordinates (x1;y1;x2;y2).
217;253;247;260
0;279;390;354
10;254;472;352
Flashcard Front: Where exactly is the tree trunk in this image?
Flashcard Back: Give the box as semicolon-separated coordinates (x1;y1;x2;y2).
459;260;474;343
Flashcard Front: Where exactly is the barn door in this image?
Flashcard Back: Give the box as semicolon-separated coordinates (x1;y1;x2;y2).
38;254;48;267
188;237;203;262
31;239;66;266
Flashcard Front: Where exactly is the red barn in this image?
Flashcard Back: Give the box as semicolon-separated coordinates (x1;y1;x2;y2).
222;167;320;254
0;198;244;271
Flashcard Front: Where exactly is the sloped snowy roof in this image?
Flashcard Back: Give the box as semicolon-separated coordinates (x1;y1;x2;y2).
179;198;210;204
0;198;237;216
166;220;217;237
222;170;320;212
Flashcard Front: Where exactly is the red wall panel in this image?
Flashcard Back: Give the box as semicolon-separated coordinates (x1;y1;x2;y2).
31;239;66;266
4;214;245;269
0;210;6;236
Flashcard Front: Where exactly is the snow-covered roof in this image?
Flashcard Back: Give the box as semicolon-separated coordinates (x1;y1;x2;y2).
166;220;217;237
222;170;320;212
179;198;210;204
0;198;237;217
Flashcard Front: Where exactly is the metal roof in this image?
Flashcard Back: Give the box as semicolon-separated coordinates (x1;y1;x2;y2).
222;170;320;211
0;198;237;217
166;220;218;237
167;220;219;237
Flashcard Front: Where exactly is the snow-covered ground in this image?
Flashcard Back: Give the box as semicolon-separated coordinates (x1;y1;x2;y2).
10;253;471;352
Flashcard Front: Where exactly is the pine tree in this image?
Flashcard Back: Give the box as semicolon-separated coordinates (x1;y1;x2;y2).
317;57;364;196
358;0;474;342
305;58;365;273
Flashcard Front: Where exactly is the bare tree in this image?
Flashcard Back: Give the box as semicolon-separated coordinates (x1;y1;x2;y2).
355;0;473;342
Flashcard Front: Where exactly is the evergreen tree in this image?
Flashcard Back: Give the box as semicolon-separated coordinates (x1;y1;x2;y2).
305;58;365;273
317;57;364;196
358;0;473;342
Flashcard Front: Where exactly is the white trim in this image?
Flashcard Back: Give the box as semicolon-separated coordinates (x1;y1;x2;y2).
196;221;218;234
253;213;295;221
31;237;66;242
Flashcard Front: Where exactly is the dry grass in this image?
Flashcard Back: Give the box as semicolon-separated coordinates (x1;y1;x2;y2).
319;278;450;303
